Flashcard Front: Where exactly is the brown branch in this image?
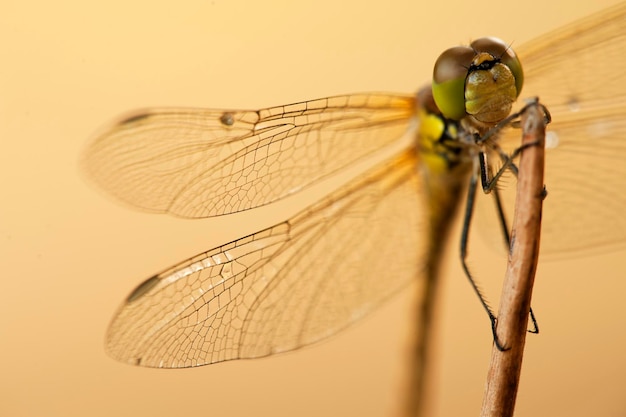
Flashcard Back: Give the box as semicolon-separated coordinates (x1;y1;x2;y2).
480;102;547;417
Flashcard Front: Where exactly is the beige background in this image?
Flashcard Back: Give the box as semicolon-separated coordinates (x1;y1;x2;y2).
2;1;625;416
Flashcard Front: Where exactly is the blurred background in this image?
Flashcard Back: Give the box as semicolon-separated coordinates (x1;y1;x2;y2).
2;0;625;416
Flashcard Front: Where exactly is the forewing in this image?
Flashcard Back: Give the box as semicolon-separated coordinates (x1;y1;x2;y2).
83;94;416;218
105;150;427;367
497;3;626;255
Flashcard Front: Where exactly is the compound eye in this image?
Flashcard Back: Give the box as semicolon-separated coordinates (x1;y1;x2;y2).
432;46;475;120
471;37;524;97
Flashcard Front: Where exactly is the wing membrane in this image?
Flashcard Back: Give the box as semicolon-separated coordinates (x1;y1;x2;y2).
105;150;427;367
496;3;626;254
83;94;416;218
98;4;626;369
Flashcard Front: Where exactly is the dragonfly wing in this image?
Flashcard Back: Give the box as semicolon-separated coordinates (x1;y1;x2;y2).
83;94;416;218
496;3;626;255
105;150;427;368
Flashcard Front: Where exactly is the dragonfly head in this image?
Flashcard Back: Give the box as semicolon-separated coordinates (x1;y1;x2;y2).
432;37;524;125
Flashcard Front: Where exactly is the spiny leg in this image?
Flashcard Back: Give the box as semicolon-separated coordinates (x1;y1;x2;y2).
492;187;540;335
462;100;550;349
459;169;509;351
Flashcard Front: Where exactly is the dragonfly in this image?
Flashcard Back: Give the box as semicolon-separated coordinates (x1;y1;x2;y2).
84;3;626;379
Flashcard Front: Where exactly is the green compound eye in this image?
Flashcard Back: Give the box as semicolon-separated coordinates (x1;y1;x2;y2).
432;37;524;122
432;45;476;121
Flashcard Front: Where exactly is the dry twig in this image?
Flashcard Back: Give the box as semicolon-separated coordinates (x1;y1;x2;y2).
480;102;547;417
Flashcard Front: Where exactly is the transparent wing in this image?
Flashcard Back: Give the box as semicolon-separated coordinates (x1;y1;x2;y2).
496;3;626;255
83;94;416;218
105;150;427;368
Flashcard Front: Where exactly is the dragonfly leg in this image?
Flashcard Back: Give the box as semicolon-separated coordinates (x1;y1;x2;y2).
493;145;550;200
528;307;540;334
479;140;540;194
478;99;551;194
492;187;511;249
460;170;509;351
493;182;541;334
